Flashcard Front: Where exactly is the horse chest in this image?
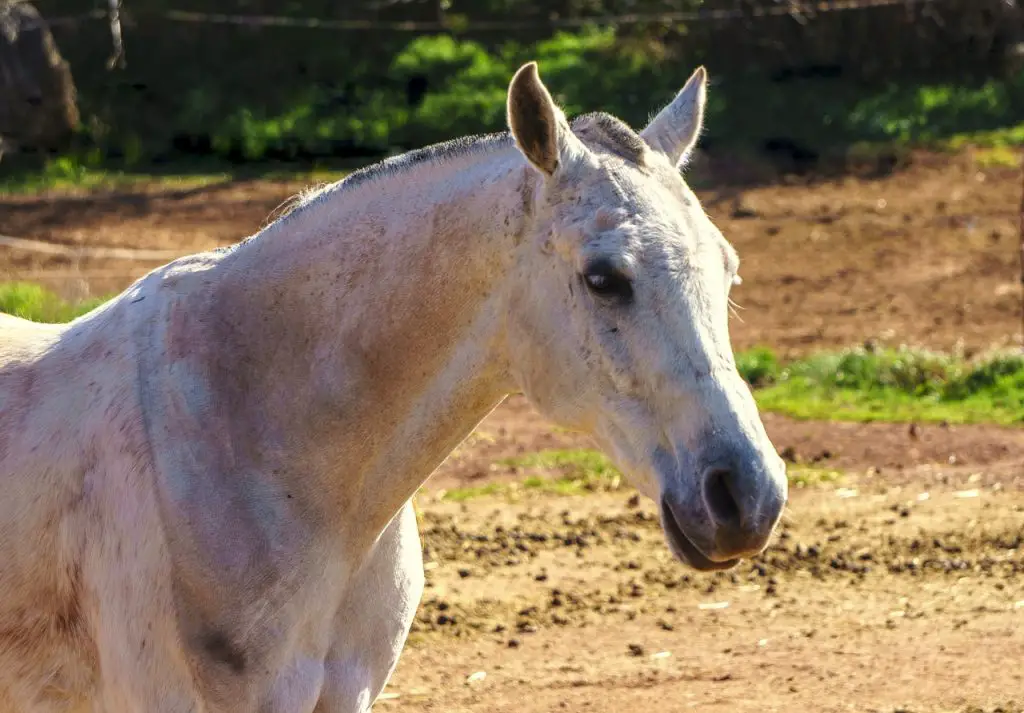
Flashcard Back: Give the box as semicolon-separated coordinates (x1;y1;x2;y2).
182;547;417;713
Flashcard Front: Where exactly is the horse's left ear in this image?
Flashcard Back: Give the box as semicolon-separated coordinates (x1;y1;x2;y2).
640;66;707;167
507;61;588;177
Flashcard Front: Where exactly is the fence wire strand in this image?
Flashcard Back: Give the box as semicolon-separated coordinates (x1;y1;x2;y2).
0;234;184;262
45;0;950;32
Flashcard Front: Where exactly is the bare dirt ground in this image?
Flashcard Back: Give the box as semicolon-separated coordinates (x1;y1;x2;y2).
390;470;1023;713
2;151;1023;710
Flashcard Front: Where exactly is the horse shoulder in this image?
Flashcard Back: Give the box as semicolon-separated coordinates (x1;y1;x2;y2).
0;317;106;706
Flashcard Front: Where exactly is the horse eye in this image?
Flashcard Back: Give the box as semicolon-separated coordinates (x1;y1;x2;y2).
583;268;633;302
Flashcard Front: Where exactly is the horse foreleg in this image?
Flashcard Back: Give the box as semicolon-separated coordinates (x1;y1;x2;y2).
314;501;424;713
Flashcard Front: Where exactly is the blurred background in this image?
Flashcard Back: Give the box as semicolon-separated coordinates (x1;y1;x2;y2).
2;3;1024;712
3;0;1023;171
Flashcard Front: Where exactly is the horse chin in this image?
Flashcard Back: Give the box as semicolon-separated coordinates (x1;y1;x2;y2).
659;499;739;572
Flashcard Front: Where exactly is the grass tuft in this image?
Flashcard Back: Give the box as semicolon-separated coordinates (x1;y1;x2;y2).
788;467;843;489
439;449;843;501
0;155;352;196
441;482;508;502
441;449;623;501
739;345;1024;425
0;156;233;195
0;283;106;323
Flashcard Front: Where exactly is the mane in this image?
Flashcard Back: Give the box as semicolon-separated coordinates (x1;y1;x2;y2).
570;112;648;165
275;131;514;226
262;111;647;232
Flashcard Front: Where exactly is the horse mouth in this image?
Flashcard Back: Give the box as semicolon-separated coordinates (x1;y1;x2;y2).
659;498;739;572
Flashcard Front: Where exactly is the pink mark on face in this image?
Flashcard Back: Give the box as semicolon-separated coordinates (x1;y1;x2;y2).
593;207;627;231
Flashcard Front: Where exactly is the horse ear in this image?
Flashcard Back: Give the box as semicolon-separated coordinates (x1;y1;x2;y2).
640;66;708;167
507;62;586;176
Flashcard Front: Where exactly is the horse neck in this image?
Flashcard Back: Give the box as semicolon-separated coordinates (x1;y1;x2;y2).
203;141;533;538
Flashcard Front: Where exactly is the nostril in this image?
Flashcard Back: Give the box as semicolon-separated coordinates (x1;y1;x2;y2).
703;468;742;528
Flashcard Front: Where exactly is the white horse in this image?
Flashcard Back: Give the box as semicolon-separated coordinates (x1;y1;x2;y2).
0;63;787;712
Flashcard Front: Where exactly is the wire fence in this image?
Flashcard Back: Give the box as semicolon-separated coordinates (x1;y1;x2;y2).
43;0;973;32
0;234;183;261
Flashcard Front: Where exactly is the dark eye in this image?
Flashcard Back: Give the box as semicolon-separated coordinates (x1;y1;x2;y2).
582;265;633;303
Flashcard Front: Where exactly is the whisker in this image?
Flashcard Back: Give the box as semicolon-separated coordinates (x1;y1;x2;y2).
728;297;745;323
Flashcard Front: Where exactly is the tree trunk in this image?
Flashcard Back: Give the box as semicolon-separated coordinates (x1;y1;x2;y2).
0;1;79;154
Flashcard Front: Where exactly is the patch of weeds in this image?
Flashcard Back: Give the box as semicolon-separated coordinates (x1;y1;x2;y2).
0;283;107;323
0;154;351;196
941;122;1024;150
503;449;624;494
787;466;843;489
742;345;1024;425
439;482;507;502
437;450;845;501
737;346;782;388
0;155;233;195
436;449;622;502
969;144;1022;168
500;449;619;479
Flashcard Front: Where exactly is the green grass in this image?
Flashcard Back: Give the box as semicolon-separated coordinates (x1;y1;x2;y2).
440;482;510;502
438;448;842;501
927;122;1024;168
834;77;1024;148
510;450;623;496
738;346;1024;426
0;154;353;196
0;156;233;195
440;449;623;501
0;283;106;323
966;144;1022;169
940;122;1024;152
788;466;843;489
843;122;1024;170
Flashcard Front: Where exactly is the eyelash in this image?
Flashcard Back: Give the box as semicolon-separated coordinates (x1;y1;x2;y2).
582;269;633;303
579;260;735;302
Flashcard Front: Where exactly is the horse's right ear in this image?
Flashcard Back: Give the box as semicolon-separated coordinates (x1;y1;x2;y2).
507;62;586;177
640;66;707;167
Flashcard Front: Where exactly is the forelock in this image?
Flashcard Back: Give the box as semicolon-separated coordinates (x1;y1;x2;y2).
570;112;648;166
